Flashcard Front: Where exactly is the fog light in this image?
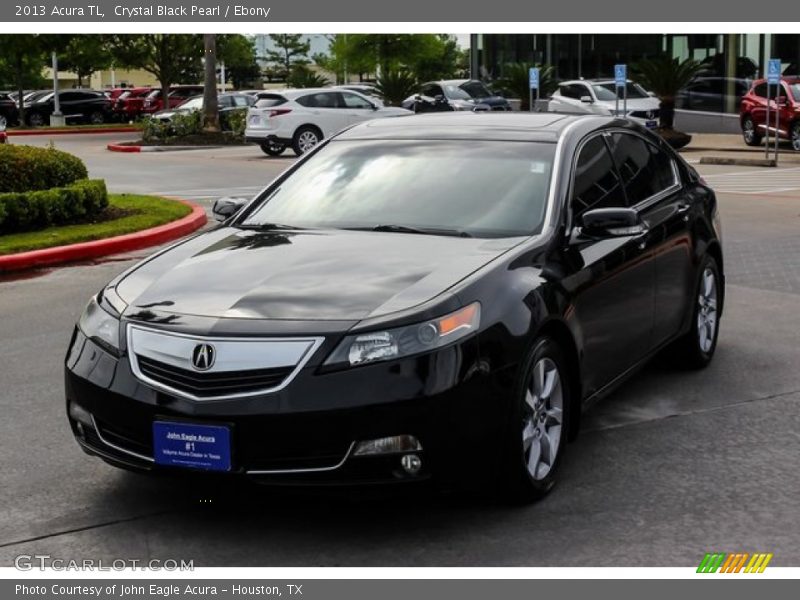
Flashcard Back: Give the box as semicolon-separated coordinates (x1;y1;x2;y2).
401;454;422;475
68;401;93;427
353;435;422;456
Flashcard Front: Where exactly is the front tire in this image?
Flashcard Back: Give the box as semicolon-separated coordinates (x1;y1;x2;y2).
496;337;570;503
89;111;105;125
670;255;722;369
292;126;321;156
742;116;762;146
791;121;800;152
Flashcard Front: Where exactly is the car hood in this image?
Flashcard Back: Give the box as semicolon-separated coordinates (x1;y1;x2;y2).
115;227;520;321
374;106;414;117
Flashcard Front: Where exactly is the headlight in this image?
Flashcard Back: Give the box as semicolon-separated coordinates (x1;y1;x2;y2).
325;303;480;367
78;295;121;354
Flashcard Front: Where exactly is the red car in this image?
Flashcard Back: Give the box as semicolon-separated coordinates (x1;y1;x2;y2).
740;76;800;150
112;87;153;120
141;85;204;114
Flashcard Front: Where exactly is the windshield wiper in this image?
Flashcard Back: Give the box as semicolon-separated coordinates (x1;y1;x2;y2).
235;222;305;231
347;224;472;238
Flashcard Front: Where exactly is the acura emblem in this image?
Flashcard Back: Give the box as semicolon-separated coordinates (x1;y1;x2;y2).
191;343;216;371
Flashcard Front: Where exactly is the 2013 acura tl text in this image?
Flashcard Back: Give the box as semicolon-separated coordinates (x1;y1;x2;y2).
65;113;723;502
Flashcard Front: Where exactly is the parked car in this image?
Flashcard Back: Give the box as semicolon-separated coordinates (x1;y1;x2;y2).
245;88;411;156
550;79;661;129
151;92;255;128
0;92;19;126
677;77;751;113
112;87;153;121
0;118;7;143
141;85;204;114
740;77;800;150
23;89;112;126
66;112;723;502
401;79;512;113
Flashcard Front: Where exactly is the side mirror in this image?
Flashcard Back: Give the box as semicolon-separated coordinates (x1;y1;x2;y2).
212;196;247;222
579;95;593;103
578;207;645;237
777;96;790;106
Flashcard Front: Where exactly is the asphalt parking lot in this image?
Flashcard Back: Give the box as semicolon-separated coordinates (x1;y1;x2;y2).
1;134;799;567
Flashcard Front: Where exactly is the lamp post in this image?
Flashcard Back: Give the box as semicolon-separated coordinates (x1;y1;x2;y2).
50;51;65;126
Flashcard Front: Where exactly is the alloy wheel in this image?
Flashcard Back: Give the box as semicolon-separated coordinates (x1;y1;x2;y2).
792;123;800;152
697;267;718;353
297;130;319;153
743;119;755;143
522;357;563;481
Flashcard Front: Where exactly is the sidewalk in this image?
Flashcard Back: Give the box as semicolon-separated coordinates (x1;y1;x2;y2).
682;133;800;165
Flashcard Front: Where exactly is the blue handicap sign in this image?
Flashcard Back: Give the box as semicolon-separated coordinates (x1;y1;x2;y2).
614;64;627;87
767;59;781;84
529;67;540;90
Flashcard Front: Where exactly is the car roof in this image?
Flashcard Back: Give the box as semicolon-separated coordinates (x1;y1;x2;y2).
336;112;608;143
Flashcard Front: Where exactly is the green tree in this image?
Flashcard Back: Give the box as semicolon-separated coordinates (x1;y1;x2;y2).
108;34;203;109
286;65;330;88
218;34;260;89
0;35;50;125
632;56;702;129
493;63;555;111
59;35;112;88
374;69;417;106
263;34;310;80
202;34;220;133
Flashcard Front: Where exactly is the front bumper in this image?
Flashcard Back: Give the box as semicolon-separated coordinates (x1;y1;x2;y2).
65;328;510;486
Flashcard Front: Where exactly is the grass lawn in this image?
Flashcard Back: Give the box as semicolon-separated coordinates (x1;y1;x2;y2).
0;194;192;255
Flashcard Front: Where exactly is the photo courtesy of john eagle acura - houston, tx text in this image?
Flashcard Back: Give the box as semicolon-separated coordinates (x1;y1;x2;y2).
65;112;723;503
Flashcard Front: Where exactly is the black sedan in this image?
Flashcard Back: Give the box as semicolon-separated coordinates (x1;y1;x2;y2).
65;113;723;502
23;89;112;126
402;79;512;113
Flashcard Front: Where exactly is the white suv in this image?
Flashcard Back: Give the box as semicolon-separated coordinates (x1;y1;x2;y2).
245;88;412;156
549;79;661;129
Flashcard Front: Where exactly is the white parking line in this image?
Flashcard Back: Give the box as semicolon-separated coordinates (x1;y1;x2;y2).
702;166;800;194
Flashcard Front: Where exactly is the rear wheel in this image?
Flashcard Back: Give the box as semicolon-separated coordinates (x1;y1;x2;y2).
670;255;721;369
292;126;321;156
260;140;286;156
742;116;762;146
791;121;800;152
496;337;570;503
89;111;105;125
27;112;45;127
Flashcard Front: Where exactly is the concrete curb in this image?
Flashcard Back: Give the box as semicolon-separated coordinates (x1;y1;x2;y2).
9;126;140;137
0;199;207;273
107;143;226;153
699;156;777;167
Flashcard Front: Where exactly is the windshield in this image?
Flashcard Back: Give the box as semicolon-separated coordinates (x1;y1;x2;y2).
241;140;556;238
790;83;800;101
443;85;472;100
178;96;204;110
459;81;493;99
593;82;650;100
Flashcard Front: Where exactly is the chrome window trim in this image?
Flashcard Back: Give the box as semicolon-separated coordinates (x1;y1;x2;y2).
91;415;154;463
245;442;356;475
126;324;324;401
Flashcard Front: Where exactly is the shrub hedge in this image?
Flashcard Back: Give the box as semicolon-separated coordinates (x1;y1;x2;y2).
0;179;108;234
0;144;89;193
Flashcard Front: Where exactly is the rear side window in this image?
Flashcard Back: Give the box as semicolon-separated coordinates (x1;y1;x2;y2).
571;135;626;217
753;83;768;98
607;133;677;204
254;94;287;108
561;84;590;100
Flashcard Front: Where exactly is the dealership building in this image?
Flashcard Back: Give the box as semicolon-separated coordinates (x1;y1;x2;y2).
469;34;800;132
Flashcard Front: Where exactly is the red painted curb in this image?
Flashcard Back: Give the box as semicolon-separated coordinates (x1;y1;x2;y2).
107;143;141;153
8;126;140;137
0;200;207;273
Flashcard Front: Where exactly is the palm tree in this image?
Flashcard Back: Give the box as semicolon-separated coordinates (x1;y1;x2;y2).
492;63;555;111
286;65;330;88
632;56;702;130
202;34;220;133
374;69;417;107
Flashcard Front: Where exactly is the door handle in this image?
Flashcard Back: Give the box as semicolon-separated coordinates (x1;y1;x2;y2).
676;203;691;222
